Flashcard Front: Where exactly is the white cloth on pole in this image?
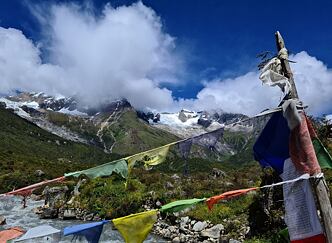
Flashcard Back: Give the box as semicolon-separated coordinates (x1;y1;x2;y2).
259;57;291;94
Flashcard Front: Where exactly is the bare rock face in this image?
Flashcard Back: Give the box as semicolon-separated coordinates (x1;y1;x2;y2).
178;111;188;122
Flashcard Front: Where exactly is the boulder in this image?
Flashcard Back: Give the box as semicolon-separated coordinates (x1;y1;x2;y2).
172;237;180;243
211;168;226;178
193;221;207;232
0;215;6;225
180;216;190;225
63;209;76;219
200;224;224;239
34;169;45;177
229;239;241;243
39;207;58;219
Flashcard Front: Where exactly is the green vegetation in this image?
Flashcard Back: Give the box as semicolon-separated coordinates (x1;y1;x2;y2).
105;110;179;155
0;107;119;193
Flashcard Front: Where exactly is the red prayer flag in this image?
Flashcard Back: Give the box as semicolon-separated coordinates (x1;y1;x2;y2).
206;187;257;210
3;176;65;197
289;113;321;175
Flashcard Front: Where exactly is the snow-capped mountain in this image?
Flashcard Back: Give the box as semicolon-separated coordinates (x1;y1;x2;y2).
141;109;254;139
0;91;267;160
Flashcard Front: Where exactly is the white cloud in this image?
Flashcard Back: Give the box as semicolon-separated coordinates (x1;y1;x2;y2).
177;51;332;116
0;2;180;110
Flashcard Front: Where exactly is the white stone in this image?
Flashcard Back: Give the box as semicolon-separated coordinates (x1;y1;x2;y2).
200;224;224;239
193;221;208;232
172;236;180;243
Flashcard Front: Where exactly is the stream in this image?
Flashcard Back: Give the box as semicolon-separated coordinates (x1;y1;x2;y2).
0;196;165;242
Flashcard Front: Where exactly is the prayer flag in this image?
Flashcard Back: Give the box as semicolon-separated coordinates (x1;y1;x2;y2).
63;220;109;243
14;225;60;242
306;116;332;169
206;188;257;210
65;159;128;179
2;176;65;197
112;210;158;243
126;145;171;171
0;227;25;243
192;128;224;151
177;139;192;159
160;198;206;213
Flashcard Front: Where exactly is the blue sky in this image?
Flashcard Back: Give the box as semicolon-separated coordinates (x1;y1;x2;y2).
0;0;331;115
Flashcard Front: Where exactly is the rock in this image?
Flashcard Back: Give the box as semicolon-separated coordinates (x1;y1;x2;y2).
63;209;76;219
165;181;174;189
200;224;224;239
39;207;58;219
171;174;181;181
162;229;171;238
229;239;241;243
34;169;45;177
193;221;207;232
178;110;188;122
0;102;6;109
172;237;180;243
153;113;160;123
180;216;190;225
43;186;68;208
0;216;6;225
83;213;94;221
198;113;212;127
211;168;226;178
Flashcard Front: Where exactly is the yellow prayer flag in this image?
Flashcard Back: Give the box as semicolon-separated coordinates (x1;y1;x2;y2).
112;210;158;243
126;144;171;171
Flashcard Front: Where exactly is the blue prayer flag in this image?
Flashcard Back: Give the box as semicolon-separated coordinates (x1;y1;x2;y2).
63;220;109;243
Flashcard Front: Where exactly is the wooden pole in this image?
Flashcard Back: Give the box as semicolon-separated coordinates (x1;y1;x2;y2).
275;31;332;241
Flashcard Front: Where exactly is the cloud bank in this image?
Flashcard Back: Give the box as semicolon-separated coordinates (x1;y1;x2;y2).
0;2;331;116
182;52;332;116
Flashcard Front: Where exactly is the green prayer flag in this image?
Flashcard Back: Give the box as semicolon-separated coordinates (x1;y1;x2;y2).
160;198;206;213
312;138;332;169
65;159;128;179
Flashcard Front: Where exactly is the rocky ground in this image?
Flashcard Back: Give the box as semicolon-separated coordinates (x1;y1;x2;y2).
24;183;247;243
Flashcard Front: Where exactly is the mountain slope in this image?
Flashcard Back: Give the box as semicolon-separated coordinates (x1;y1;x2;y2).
0;107;120;193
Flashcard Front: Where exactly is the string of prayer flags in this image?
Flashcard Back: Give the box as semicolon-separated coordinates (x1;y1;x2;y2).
206;188;257;210
65;159;128;179
126;143;174;171
63;220;109;243
192;128;224;151
160;198;206;213
2;176;65;197
253;100;325;242
112;210;158;243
